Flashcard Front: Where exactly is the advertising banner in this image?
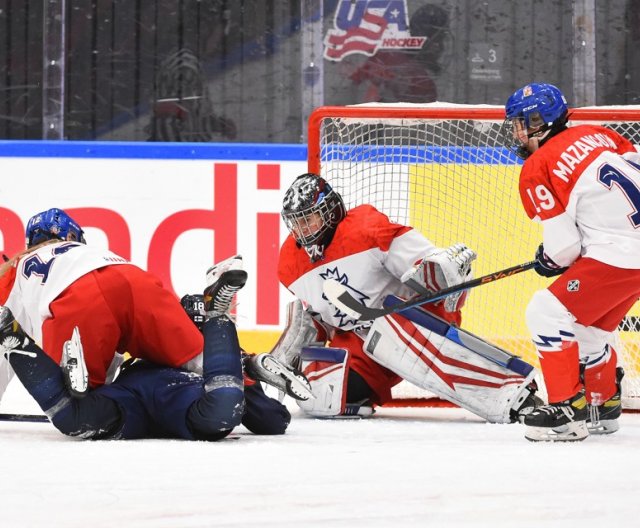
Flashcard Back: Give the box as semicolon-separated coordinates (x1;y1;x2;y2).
0;141;307;351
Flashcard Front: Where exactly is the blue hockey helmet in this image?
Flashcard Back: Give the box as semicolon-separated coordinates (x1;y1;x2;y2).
26;208;86;248
503;83;569;159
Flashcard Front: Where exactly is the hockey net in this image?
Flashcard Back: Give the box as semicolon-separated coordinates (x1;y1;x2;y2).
308;103;640;410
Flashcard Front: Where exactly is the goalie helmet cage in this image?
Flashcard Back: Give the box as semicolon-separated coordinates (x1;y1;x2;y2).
308;103;640;410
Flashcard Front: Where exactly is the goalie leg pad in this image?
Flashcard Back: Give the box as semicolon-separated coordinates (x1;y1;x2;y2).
269;300;324;369
363;310;537;423
297;347;374;418
297;347;348;417
384;295;535;377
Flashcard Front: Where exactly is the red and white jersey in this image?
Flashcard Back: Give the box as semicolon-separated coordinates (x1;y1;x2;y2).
278;205;438;332
0;242;127;345
519;124;640;268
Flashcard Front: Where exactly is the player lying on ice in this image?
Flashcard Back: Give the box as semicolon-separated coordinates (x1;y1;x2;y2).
0;208;311;440
271;172;541;423
503;83;635;441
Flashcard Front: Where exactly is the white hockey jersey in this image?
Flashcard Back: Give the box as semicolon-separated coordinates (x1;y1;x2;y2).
0;242;127;402
0;241;127;345
519;124;640;268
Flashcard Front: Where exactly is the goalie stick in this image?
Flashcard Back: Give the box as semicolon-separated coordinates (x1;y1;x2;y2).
323;260;536;321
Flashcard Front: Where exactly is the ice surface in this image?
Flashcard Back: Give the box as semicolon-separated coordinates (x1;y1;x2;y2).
1;380;639;528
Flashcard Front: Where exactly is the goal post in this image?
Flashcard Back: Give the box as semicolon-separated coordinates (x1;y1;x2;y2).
307;103;640;409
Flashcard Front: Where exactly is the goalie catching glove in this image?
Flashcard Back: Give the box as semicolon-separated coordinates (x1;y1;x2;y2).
401;243;477;312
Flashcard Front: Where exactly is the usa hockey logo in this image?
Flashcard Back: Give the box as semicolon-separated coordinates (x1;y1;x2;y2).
324;0;427;61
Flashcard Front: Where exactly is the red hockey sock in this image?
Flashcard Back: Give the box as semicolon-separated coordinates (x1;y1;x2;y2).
583;346;619;405
539;341;582;403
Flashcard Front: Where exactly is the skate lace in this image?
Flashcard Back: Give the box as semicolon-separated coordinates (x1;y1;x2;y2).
589;404;600;426
537;404;574;419
212;284;240;313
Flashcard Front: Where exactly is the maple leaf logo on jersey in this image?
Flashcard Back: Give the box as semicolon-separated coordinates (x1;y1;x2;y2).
320;267;370;328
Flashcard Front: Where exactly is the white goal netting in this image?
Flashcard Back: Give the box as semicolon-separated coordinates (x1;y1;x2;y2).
308;103;640;409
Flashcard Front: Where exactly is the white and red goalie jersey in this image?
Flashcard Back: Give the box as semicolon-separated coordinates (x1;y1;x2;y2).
278;204;460;331
519;124;640;268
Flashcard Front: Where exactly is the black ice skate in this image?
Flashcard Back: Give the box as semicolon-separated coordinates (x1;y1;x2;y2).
587;367;624;435
244;353;313;401
524;391;589;442
203;255;247;319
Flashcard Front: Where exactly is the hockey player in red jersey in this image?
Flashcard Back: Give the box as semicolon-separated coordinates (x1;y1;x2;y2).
275;173;539;422
503;82;639;441
0;208;306;439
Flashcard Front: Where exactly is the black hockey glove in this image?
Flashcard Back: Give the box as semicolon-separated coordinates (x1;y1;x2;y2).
534;244;569;278
180;294;206;330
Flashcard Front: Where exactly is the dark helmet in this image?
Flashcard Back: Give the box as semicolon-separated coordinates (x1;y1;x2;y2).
281;173;346;248
410;3;449;34
503;82;569;159
25;208;86;249
409;4;450;72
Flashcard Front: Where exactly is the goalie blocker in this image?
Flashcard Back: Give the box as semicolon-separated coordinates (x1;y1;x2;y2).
298;296;539;422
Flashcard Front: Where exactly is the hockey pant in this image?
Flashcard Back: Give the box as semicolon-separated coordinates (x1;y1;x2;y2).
42;264;205;387
362;302;537;423
525;258;640;403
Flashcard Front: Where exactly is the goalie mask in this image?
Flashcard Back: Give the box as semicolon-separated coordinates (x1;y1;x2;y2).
502;83;569;159
26;208;86;249
282;173;346;251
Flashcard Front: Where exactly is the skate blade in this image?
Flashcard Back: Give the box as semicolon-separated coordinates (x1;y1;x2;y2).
62;327;88;398
525;421;589;442
587;419;620;435
261;355;314;401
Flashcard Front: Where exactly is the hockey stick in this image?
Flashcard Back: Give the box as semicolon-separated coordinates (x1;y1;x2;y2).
323;260;537;321
0;413;49;423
